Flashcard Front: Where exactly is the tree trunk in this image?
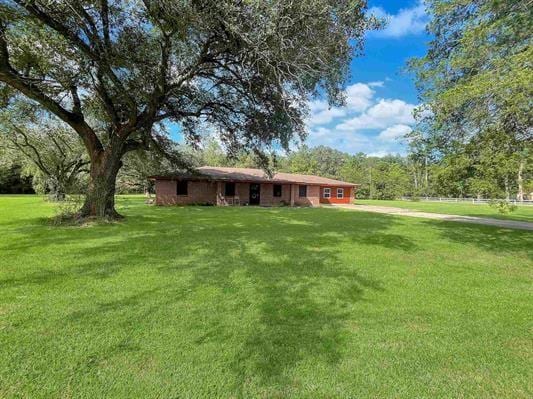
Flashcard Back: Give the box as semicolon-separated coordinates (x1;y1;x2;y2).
517;159;524;202
504;176;510;200
368;166;373;199
48;190;66;202
46;176;66;202
424;155;428;196
79;149;123;218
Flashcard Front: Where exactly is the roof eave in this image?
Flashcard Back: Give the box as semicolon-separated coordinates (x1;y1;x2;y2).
149;175;358;187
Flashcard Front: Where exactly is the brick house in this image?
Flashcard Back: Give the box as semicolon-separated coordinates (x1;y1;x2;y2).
150;166;358;206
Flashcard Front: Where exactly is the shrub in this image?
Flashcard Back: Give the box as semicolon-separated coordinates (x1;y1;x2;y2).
488;199;517;214
51;195;84;225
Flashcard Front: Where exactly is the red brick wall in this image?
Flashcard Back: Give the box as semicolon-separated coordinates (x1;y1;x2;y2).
259;183;272;206
319;186;352;204
236;182;249;203
272;184;291;205
155;180;217;205
155;180;326;206
292;184;320;206
258;183;290;206
218;182;250;205
221;182;291;206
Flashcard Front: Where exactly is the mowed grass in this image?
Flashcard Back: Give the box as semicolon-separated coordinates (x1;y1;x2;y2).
355;199;533;222
1;195;532;398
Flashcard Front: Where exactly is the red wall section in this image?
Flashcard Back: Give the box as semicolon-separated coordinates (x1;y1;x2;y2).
319;186;352;204
155;180;217;205
155;180;355;206
292;184;320;206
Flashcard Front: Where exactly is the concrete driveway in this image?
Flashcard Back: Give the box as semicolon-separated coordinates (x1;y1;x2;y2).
328;204;533;231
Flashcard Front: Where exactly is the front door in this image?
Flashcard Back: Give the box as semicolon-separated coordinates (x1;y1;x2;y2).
249;184;261;205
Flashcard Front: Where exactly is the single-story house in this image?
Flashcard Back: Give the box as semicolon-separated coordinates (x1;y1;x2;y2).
150;166;358;206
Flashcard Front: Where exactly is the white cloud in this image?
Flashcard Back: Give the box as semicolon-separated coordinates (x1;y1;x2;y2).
302;80;417;155
367;150;394;157
306;100;346;127
336;99;416;131
305;127;372;154
305;82;375;128
367;99;416;124
304;126;407;156
344;83;375;111
369;1;428;38
377;124;412;141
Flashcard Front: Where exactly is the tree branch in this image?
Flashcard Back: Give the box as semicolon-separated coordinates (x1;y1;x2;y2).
70;85;82;116
14;1;96;59
0;68;103;154
16;1;136;110
0;21;103;155
9;123;51;175
100;0;111;50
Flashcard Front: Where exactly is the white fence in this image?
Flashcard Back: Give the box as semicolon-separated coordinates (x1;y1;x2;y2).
400;197;533;206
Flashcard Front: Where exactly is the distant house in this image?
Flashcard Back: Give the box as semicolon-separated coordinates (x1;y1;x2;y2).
150;166;358;206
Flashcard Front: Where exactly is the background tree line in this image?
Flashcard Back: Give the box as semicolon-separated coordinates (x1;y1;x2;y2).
196;139;532;200
3;135;530;200
407;0;532;201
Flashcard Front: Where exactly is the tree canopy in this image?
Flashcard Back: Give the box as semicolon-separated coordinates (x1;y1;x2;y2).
0;0;378;217
409;0;532;200
411;0;531;143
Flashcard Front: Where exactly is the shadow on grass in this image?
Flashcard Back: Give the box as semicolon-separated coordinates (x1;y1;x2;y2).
422;219;533;260
1;205;416;392
3;199;533;395
172;232;385;391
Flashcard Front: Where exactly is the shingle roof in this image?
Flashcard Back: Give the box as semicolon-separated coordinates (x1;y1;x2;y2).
150;166;357;187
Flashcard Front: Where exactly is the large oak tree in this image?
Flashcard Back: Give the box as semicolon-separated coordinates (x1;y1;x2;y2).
0;0;377;217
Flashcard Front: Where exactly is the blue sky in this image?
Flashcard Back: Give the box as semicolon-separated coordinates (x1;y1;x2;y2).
303;0;430;156
171;0;430;157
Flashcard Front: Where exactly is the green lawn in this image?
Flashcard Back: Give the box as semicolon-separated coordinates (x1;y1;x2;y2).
1;195;532;398
355;199;533;222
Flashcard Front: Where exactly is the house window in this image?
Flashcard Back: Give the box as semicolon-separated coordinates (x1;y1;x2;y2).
323;187;331;198
337;188;344;199
225;182;236;197
273;184;282;197
298;185;307;197
176;180;188;196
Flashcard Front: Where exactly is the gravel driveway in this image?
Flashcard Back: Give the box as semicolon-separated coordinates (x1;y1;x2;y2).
329;204;533;231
